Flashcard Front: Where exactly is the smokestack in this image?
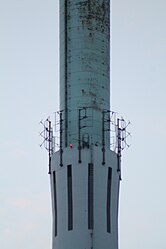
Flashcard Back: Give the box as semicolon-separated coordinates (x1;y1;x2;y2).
49;1;122;249
60;0;111;148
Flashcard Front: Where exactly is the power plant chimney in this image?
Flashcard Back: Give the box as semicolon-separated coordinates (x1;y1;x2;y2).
40;1;129;249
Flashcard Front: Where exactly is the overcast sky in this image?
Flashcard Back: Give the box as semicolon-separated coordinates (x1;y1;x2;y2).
1;0;166;249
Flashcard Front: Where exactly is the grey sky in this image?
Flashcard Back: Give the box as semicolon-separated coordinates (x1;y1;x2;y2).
1;0;166;249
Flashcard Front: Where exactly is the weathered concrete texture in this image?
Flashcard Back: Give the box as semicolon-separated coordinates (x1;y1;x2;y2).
60;0;111;148
51;2;120;249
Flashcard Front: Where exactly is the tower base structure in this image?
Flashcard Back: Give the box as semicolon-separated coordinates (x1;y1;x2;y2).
50;146;120;249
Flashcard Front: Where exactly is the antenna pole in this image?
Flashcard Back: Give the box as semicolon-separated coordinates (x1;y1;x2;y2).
48;120;52;174
78;108;82;163
102;110;105;165
60;112;63;167
117;118;122;180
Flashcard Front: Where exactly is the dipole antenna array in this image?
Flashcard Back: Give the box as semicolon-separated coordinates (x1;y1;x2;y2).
116;118;131;180
40;112;64;169
78;107;93;163
102;110;131;176
102;110;116;165
40;110;130;176
40;118;53;174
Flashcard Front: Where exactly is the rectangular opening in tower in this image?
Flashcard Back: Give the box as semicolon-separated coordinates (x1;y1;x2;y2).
53;171;57;236
88;163;94;230
67;165;73;230
107;167;112;233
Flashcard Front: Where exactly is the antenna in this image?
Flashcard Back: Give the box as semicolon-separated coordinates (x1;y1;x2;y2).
116;117;131;180
40;117;53;174
78;107;93;163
